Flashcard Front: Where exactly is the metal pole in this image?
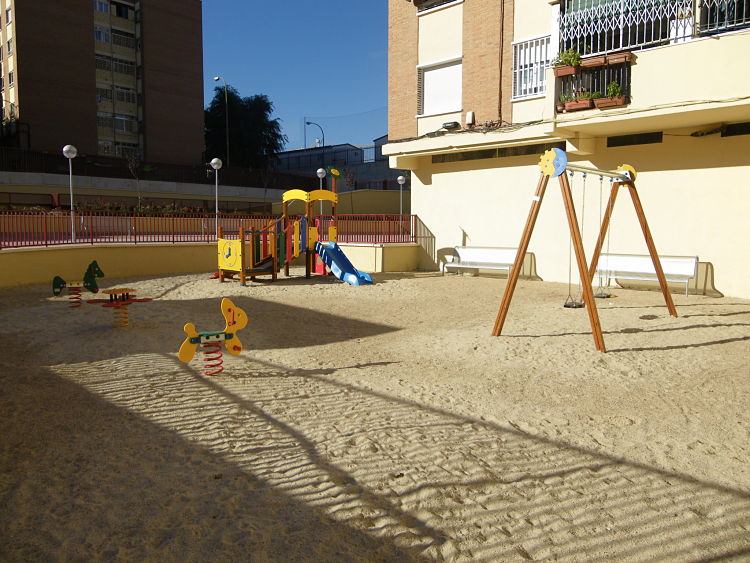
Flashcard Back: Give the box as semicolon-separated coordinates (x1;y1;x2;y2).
223;85;229;167
565;163;630;181
68;159;75;243
215;169;219;239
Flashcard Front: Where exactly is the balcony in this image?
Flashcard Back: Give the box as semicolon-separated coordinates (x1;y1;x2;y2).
559;0;750;57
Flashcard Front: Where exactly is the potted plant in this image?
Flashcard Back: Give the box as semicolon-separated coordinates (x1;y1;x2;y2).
556;93;573;113
564;90;595;111
594;81;628;109
580;54;607;68
606;51;634;65
552;48;581;77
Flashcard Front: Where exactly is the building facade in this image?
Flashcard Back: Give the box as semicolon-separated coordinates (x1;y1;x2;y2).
384;0;750;298
0;0;204;165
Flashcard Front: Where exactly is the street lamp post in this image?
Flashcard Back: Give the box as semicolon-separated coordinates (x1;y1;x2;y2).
213;76;229;167
305;120;325;167
63;144;78;243
210;158;223;238
397;175;406;216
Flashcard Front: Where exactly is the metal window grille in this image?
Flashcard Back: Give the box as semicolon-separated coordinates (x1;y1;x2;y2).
94;25;110;43
112;31;136;49
512;36;551;100
115;87;136;104
113;58;135;75
699;0;750;33
95;55;112;71
559;0;696;56
96;87;113;102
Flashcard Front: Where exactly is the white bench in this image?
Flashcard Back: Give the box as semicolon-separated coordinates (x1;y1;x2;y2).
442;246;517;276
595;253;698;296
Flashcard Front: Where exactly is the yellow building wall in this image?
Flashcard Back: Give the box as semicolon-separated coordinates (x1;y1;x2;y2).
418;2;463;64
0;241;421;289
410;133;750;298
513;0;552;40
0;243;216;288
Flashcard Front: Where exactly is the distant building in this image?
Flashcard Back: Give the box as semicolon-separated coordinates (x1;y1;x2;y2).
1;0;204;166
276;136;407;191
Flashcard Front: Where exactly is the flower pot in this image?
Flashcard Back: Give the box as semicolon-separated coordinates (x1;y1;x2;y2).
580;55;607;68
553;64;579;77
606;52;633;65
564;98;595;111
594;96;627;109
555;103;566;113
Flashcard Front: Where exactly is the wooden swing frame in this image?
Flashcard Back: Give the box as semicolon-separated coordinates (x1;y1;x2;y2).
492;149;677;352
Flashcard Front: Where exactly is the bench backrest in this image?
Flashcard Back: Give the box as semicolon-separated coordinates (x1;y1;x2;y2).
454;246;517;264
597;254;698;277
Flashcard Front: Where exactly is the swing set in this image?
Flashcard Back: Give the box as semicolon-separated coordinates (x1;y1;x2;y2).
492;148;677;352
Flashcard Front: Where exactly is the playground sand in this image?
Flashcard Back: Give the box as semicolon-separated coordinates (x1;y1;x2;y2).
1;268;749;561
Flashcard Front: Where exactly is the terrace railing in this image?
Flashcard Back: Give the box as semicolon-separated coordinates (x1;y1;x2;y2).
559;0;750;56
0;211;417;249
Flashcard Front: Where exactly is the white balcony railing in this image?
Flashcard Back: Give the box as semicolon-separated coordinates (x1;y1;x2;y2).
559;0;749;56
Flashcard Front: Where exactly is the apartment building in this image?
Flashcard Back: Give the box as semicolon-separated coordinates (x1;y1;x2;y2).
384;0;750;298
0;0;203;165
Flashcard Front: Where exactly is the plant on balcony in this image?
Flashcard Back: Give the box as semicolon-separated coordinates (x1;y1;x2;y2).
564;89;595;111
552;48;581;77
606;51;634;65
594;81;628;109
556;93;574;113
580;54;607;68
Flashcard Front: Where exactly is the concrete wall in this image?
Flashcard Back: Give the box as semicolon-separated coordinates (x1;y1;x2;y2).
0;242;420;289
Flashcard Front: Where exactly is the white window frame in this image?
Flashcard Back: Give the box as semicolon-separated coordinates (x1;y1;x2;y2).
511;35;551;101
417;57;463;117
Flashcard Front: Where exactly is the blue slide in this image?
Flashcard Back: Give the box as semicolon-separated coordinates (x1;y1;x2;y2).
314;241;374;286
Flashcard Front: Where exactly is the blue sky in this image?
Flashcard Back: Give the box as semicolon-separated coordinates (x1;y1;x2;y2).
202;1;388;152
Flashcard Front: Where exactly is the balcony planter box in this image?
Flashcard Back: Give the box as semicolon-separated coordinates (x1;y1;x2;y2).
556;102;566;113
606;52;633;65
580;55;607;68
553;64;579;77
594;96;628;109
564;98;595;111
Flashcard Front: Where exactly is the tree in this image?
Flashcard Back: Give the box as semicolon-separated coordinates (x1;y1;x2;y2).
204;85;287;170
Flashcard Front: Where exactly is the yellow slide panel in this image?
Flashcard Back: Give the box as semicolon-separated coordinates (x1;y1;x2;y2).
218;238;243;271
328;225;337;242
308;227;318;250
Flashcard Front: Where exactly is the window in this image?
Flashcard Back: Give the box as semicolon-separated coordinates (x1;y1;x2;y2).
6;40;11;56
607;132;662;147
0;74;4;91
112;29;136;49
114;86;136;104
418;59;462;116
114;115;137;133
8;71;12;87
95;54;112;71
416;0;461;12
97;112;113;128
113;58;135;75
112;2;130;19
94;25;110;43
96;87;113;102
5;9;10;24
512;36;551;100
93;0;109;13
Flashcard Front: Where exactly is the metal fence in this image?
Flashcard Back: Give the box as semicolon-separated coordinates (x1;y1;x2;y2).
0;210;417;249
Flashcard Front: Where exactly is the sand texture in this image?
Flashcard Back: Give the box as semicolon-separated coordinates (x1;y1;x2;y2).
1;268;749;561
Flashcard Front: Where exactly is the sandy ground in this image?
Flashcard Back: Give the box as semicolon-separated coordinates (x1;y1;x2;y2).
1;266;749;562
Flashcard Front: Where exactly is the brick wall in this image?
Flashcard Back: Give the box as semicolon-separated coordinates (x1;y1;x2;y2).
388;0;419;141
462;0;514;127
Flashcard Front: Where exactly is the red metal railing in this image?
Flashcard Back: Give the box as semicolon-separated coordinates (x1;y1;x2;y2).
0;210;417;249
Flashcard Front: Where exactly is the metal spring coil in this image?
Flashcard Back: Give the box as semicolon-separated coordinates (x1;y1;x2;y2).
68;286;83;308
112;304;129;328
201;341;224;376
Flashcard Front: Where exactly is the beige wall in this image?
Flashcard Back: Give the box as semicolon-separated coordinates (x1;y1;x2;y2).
0;243;216;288
0;242;420;289
418;2;463;63
512;0;552;40
409;133;750;298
